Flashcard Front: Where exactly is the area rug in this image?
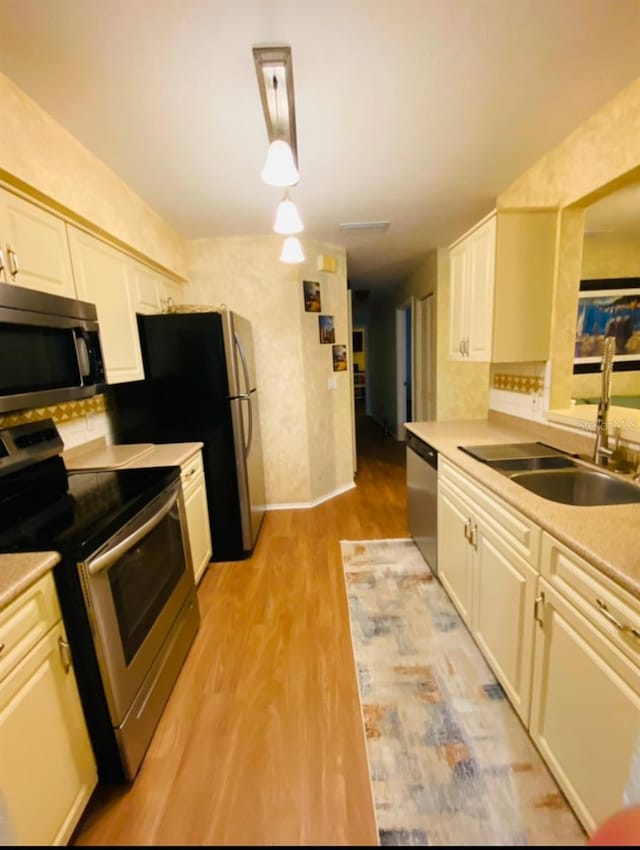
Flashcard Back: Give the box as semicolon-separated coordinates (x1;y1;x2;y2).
340;538;586;847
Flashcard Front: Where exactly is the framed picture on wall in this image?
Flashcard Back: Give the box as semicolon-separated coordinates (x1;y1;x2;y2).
573;278;640;373
332;344;348;371
318;315;335;343
303;280;321;312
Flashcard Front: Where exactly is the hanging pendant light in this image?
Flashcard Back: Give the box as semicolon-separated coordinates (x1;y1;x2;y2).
261;141;299;187
273;190;304;234
280;236;305;263
260;75;299;187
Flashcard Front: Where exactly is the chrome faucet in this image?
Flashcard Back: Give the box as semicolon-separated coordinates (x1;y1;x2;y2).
593;336;616;466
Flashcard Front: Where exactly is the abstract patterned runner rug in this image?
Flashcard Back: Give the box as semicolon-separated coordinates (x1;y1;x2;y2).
340;539;586;847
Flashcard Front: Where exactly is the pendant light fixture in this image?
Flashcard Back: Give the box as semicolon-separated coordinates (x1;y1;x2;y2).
273;190;304;234
259;75;299;187
280;236;305;264
254;46;304;261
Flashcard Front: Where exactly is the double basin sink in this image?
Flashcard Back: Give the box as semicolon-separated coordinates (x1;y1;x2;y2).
459;442;640;506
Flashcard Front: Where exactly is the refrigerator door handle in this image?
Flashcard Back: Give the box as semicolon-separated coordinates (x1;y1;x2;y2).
234;331;252;396
243;394;253;457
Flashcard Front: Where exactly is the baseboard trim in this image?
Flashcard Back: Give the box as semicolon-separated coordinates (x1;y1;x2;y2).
267;480;356;511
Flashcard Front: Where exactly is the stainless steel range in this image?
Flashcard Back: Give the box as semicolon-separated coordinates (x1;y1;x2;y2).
0;419;200;782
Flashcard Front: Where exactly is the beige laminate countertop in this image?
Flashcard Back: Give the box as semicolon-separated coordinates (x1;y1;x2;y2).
63;439;204;471
406;418;640;601
0;552;60;611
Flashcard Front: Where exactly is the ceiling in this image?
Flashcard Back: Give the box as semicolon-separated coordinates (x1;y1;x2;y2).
585;181;640;238
0;0;639;292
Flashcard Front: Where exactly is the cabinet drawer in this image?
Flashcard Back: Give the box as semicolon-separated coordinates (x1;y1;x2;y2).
180;452;204;490
0;573;61;684
439;457;540;566
541;532;640;668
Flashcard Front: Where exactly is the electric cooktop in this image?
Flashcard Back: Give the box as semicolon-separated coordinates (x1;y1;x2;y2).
0;421;179;559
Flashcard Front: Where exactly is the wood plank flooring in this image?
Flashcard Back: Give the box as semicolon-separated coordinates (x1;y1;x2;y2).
73;415;408;846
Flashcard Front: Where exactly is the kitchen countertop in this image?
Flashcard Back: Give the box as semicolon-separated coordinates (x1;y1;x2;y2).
406;418;640;600
63;438;204;471
0;552;61;611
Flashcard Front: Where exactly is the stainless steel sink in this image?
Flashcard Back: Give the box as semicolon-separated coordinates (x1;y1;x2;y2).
488;456;579;472
507;467;640;506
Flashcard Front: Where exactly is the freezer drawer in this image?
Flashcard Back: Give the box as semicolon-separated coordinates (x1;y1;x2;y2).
406;431;438;574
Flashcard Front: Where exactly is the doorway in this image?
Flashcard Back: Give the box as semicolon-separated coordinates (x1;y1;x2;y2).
396;299;414;438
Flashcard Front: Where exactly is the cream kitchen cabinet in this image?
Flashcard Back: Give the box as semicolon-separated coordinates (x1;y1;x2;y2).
0;572;97;845
68;225;144;383
131;261;182;315
448;213;496;361
179;451;212;584
0;186;76;298
438;457;540;724
448;209;557;363
529;532;640;835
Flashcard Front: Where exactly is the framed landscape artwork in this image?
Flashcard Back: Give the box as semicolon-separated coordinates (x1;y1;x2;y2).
303;280;321;312
319;315;335;344
574;278;640;373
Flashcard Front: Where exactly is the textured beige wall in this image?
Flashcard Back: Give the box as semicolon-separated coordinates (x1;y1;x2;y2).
499;77;640;210
582;234;640;279
184;236;352;506
498;76;640;416
435;248;490;420
0;72;186;277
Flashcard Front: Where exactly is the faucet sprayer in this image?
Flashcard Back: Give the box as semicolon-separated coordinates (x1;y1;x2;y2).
593;336;616;466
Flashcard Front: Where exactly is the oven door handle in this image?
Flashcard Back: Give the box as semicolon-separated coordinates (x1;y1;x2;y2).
86;483;180;576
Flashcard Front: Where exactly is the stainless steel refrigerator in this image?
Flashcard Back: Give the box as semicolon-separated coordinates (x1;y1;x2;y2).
111;309;266;561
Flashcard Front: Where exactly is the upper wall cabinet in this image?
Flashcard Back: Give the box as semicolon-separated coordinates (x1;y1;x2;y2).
0;187;76;298
131;261;182;315
68;226;144;384
449;215;496;361
449;209;557;363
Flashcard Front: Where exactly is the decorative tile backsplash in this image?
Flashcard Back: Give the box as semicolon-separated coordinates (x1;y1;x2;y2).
493;373;544;394
0;394;109;429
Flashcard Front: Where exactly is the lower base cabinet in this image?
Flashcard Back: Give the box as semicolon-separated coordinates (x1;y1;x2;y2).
0;575;97;845
530;578;640;834
179;451;212;584
473;527;537;724
437;458;640;836
438;462;538;725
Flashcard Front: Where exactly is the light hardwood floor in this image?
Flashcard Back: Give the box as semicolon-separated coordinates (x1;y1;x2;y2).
73;415;408;846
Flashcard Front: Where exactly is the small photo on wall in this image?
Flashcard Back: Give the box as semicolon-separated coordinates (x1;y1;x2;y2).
318;315;335;344
332;344;348;371
303;280;321;312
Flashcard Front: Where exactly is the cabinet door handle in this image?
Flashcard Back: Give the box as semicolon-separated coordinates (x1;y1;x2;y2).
534;592;545;626
58;635;73;674
6;245;19;279
184;469;196;480
464;338;469;357
464;518;471;541
0;247;5;276
596;598;640;642
459;340;463;355
0;642;5;655
470;522;478;549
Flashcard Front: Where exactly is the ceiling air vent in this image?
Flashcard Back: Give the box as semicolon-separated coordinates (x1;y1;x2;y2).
339;221;391;232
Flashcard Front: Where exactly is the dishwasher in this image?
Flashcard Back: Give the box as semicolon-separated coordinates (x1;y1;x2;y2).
406;430;438;574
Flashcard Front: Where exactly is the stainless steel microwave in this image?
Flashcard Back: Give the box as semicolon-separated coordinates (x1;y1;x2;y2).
0;283;106;413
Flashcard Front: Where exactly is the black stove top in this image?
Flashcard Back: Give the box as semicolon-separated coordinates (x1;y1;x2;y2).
0;452;178;560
